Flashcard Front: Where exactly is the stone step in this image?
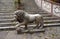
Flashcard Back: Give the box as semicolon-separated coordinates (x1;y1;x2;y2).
0;22;60;30
14;19;60;25
0;14;52;18
43;17;60;20
0;26;16;30
44;20;60;23
0;12;14;14
0;10;13;13
0;14;14;16
15;22;60;28
0;12;44;14
0;18;15;22
0;14;15;17
0;11;47;14
15;23;60;29
13;23;60;29
1;17;58;22
0;26;45;33
31;13;51;15
0;11;10;13
0;11;50;17
0;18;17;22
0;12;47;14
0;22;18;27
0;19;60;27
0;12;15;15
0;17;15;20
44;23;60;27
13;19;60;23
25;10;46;12
0;16;14;19
0;17;59;23
28;12;48;14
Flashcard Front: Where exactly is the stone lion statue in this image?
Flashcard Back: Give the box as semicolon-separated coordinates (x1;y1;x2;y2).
14;10;44;31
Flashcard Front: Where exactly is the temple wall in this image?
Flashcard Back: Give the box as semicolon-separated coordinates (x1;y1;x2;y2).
35;0;60;17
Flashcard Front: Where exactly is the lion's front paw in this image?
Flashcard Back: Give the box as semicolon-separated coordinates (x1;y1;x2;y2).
16;27;22;34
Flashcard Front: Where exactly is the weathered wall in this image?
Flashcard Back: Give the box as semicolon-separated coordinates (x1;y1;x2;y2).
35;0;60;17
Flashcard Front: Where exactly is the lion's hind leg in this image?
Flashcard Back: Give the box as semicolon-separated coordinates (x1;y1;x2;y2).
33;16;40;29
38;16;44;29
34;16;44;29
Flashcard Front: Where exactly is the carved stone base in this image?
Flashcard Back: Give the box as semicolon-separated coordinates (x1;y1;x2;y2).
16;25;45;34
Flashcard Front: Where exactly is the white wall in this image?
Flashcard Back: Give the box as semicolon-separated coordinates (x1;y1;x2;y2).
35;0;60;17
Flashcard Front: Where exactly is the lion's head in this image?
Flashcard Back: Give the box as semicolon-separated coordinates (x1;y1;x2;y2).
15;10;25;23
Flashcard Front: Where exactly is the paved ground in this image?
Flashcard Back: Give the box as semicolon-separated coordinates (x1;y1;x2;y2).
0;31;9;39
5;31;45;39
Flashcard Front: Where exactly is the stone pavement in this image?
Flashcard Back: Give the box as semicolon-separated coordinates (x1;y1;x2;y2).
0;31;9;39
5;31;45;39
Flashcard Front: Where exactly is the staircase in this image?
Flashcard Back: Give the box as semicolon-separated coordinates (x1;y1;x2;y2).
0;0;60;30
38;10;60;27
25;10;60;27
0;10;60;30
0;12;18;30
22;0;60;27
